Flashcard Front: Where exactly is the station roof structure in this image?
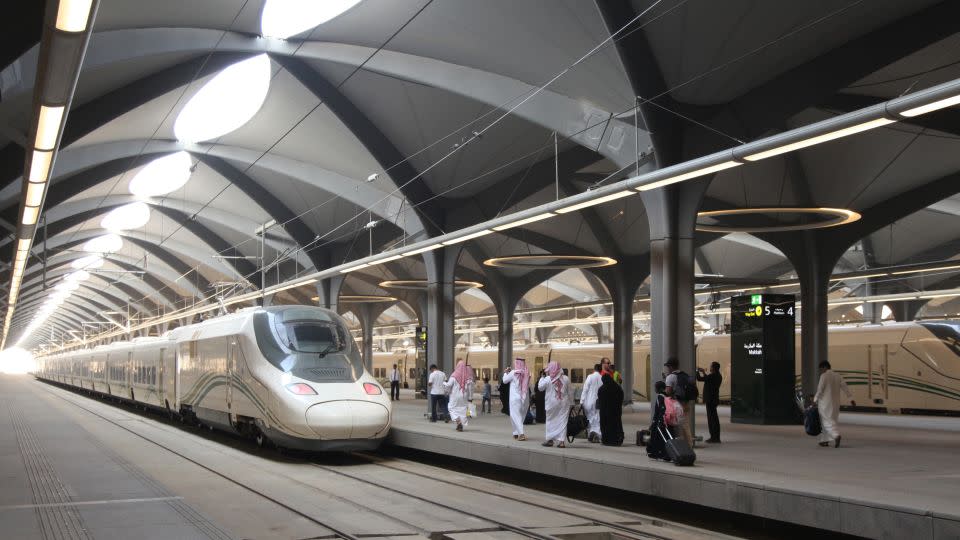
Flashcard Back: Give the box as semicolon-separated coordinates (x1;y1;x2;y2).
3;0;960;350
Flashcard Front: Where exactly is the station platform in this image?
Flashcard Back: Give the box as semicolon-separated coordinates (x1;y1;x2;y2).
387;394;960;540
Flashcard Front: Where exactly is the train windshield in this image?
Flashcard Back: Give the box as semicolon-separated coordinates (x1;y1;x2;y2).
254;308;361;382
919;321;960;357
285;322;342;355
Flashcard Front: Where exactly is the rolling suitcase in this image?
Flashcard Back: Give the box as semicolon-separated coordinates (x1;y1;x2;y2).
657;425;695;466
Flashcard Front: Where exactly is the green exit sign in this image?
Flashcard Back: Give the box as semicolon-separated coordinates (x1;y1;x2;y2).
751;294;763;305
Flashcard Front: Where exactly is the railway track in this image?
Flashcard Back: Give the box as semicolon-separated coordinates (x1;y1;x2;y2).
37;380;729;540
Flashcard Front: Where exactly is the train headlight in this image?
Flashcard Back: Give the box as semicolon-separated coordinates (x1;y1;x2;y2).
363;382;382;395
285;382;317;395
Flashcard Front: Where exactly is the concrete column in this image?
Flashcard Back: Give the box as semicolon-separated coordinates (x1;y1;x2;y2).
612;286;635;403
496;300;515;372
890;300;925;322
641;182;706;402
356;304;375;372
863;278;881;323
795;260;831;398
423;247;460;374
315;275;345;313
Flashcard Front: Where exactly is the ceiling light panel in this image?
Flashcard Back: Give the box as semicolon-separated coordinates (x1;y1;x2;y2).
55;0;94;32
128;151;193;197
174;54;272;144
556;190;635;214
101;202;150;231
83;234;123;254
29;150;53;183
260;0;361;39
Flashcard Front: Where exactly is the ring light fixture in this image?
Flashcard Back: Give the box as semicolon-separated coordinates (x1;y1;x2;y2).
378;280;483;290
483;255;617;269
695;207;861;233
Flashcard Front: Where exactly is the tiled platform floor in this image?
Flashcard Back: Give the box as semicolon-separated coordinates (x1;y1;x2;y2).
388;395;960;540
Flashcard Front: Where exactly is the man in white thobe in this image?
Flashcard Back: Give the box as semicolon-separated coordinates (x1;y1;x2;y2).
502;359;531;441
444;360;473;431
814;360;855;448
580;364;602;442
538;361;572;447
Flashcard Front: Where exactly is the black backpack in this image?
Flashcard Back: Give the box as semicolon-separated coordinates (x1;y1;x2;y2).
672;371;699;402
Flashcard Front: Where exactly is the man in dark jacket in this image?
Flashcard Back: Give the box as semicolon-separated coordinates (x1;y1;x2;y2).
696;362;722;443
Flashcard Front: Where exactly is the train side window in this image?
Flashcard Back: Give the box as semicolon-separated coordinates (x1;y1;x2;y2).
570;368;584;384
481;368;491;381
409;368;416;379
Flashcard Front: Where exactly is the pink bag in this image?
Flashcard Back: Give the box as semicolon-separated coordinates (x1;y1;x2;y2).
664;396;684;427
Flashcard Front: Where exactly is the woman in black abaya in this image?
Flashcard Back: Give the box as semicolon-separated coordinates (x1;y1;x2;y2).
534;369;546;424
597;372;624;446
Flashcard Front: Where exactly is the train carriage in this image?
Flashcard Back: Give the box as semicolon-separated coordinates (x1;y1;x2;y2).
35;306;392;451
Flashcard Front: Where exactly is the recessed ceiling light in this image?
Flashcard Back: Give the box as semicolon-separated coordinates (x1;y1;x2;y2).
71;255;104;270
129;152;193;198
101;202;150;231
260;0;361;39
83;234;123;254
174;54;271;144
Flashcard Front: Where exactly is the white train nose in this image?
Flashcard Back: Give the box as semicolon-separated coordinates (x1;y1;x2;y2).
305;400;390;439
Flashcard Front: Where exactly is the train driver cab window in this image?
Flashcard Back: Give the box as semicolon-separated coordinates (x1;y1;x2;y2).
285;323;342;355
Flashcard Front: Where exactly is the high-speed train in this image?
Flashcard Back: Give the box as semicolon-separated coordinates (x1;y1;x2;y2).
373;321;960;415
35;306;392;451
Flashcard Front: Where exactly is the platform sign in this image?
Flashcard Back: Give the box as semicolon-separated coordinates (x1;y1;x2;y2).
730;294;797;424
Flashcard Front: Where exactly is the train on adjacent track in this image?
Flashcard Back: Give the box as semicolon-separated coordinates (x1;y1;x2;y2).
374;321;960;415
35;306;392;451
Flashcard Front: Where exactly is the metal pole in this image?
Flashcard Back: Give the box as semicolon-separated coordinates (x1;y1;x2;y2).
42;217;47;288
635;96;641;177
554;131;559;200
260;222;266;302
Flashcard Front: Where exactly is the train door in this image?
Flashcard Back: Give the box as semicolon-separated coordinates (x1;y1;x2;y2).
867;344;889;406
158;348;166;406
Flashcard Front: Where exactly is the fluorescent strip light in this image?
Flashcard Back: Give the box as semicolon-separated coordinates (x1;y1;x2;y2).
22;206;39;225
744;119;895;161
441;229;493;245
17;239;30;252
636;161;741;191
55;0;94;32
917;293;960;300
340;262;370;274
901;94;960;117
492;212;556;231
29;151;53;183
402;243;442;256
35;106;65;150
829;273;888;282
25;181;45;207
892;265;960;275
555;190;635;214
270;278;318;294
378;254;404;264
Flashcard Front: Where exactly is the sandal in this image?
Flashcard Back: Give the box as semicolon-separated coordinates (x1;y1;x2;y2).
541;440;554;447
513;434;519;440
518;435;527;441
557;442;566;448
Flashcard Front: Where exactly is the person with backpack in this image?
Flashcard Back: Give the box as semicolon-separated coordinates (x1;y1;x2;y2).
664;357;698;446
